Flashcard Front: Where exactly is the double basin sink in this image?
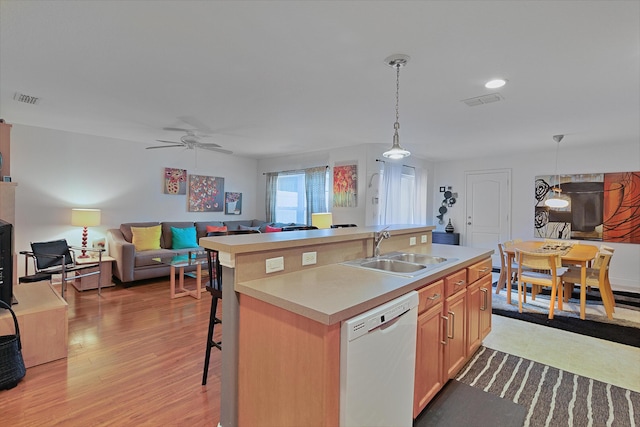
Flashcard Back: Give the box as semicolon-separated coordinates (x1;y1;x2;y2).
341;252;458;277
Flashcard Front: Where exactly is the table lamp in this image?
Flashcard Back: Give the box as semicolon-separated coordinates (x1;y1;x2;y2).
311;213;333;229
71;208;101;258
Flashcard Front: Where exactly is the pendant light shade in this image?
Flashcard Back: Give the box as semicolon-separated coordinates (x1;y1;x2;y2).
545;135;569;209
383;54;411;160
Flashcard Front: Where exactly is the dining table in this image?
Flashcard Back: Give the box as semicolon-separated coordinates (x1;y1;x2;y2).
499;241;599;318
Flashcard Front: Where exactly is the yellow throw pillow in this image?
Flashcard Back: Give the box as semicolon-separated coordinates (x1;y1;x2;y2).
131;225;162;251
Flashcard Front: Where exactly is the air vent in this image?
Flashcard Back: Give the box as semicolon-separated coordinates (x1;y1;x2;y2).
462;93;504;107
13;92;40;105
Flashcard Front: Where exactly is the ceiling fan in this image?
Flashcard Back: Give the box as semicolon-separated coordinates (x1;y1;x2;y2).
146;126;233;155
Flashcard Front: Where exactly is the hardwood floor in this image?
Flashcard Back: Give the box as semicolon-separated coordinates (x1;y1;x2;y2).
2;279;222;426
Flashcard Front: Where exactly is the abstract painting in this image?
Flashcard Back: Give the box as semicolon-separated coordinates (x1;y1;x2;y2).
164;167;186;195
225;192;242;215
333;163;357;207
534;171;640;243
188;175;224;212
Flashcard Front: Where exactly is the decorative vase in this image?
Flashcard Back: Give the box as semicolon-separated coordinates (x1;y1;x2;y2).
445;219;454;233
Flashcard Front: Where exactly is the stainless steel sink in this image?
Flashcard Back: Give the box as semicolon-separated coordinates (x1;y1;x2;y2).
359;258;427;273
385;253;448;265
341;252;457;277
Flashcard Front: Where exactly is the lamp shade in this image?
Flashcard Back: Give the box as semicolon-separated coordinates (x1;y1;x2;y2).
71;208;101;227
311;213;333;229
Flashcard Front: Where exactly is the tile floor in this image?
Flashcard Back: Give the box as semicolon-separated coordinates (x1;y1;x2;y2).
485;272;640;393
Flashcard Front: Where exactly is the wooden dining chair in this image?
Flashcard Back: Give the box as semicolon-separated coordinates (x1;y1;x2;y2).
515;249;563;319
562;251;614;320
497;242;519;296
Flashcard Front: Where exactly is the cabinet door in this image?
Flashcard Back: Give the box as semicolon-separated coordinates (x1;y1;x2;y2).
443;290;467;379
479;274;492;340
466;280;481;355
413;302;444;418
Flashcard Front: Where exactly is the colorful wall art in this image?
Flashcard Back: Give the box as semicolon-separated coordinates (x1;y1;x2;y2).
225;192;242;215
333;163;358;208
188;175;224;212
164;167;187;195
534;171;640;243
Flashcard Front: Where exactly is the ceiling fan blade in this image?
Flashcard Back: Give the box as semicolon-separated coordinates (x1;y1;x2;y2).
179;115;214;134
195;141;222;148
199;145;233;155
155;139;185;144
162;127;192;133
146;144;184;150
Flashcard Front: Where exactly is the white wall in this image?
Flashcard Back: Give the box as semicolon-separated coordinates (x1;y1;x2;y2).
432;140;640;292
256;143;434;227
10;124;258;275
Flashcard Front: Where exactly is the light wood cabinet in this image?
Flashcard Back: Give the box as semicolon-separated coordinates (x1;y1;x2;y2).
467;260;493;355
413;281;444;417
413;257;493;418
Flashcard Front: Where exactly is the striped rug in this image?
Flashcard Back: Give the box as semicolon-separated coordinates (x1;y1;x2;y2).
456;347;640;427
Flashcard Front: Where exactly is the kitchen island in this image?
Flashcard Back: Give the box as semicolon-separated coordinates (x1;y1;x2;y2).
199;225;493;427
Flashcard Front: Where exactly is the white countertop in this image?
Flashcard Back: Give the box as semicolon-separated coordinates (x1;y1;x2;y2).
236;244;493;325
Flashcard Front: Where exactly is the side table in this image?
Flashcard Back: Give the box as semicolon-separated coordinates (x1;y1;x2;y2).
73;255;115;291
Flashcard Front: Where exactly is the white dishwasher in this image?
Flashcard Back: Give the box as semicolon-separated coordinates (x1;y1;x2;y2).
340;291;419;427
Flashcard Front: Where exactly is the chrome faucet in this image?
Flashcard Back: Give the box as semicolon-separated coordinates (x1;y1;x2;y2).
374;226;391;257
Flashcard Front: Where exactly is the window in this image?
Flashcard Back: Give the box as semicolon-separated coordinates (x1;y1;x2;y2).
265;166;329;224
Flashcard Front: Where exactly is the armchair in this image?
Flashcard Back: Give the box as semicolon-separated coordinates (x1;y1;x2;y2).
19;239;104;298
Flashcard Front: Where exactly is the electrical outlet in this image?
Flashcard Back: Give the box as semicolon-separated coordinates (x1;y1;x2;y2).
266;256;284;273
409;237;417;246
302;251;317;266
421;235;427;243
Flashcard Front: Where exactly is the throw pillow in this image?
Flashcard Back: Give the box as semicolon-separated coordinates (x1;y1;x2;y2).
171;226;198;249
206;225;228;233
131;225;162;251
239;225;260;232
265;225;282;233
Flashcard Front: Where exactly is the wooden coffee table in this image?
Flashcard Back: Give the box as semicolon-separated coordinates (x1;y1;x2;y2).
153;251;210;299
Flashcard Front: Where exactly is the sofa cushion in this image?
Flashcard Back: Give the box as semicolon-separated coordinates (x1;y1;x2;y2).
161;222;195;248
131;225;162;251
264;225;283;233
195;221;226;240
206;225;228;233
223;220;254;231
171;226;198;249
239;225;261;232
120;222;160;243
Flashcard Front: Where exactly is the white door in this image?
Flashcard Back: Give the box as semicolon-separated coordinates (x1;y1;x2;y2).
465;170;511;266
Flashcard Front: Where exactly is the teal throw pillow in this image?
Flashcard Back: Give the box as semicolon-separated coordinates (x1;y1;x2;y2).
171;226;198;249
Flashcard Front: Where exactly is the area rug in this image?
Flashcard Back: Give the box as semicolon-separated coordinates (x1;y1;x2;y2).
457;346;640;427
492;282;640;348
414;379;526;427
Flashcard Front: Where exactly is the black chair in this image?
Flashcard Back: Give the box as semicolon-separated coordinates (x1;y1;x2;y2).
19;239;104;298
331;224;357;228
281;226;318;231
202;248;222;386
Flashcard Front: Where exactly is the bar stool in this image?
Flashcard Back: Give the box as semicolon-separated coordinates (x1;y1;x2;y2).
202;248;222;386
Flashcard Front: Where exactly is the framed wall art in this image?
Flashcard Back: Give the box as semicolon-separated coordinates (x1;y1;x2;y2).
333;162;358;208
163;167;187;195
188;175;224;212
225;192;242;215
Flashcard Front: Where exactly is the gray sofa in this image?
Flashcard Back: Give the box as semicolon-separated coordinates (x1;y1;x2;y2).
107;219;268;284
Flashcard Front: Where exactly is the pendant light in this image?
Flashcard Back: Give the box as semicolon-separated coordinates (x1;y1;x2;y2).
545;134;569;208
382;54;411;159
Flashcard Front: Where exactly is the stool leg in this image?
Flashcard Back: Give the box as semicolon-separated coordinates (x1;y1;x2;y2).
202;295;222;385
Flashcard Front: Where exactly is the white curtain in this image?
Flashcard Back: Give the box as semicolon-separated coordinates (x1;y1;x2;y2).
377;162;427;225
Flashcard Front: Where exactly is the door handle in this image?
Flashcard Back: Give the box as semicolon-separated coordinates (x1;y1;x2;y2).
480;288;488;311
467;222;472;225
447;310;455;340
441;315;449;345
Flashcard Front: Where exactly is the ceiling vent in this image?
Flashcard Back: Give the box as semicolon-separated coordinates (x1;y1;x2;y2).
13;92;40;105
461;93;504;107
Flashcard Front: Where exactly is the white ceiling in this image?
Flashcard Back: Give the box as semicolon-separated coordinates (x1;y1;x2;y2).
1;1;638;161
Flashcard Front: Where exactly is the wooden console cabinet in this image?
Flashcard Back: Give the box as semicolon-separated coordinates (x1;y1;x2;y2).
0;282;68;368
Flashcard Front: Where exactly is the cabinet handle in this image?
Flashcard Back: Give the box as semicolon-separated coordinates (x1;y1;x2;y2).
447;310;455;340
427;293;441;301
441;315;449;345
479;267;490;273
480;288;488;311
455;280;465;287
